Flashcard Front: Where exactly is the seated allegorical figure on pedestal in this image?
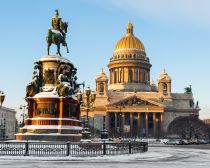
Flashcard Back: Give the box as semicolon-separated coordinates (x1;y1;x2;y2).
56;69;73;97
56;66;80;97
26;62;42;98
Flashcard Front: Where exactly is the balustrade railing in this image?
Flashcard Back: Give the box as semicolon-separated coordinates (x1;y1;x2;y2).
0;141;148;157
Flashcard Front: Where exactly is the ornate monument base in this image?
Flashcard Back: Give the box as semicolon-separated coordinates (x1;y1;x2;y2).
16;54;83;142
16;93;82;142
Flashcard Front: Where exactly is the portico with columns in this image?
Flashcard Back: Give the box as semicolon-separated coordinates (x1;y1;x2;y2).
106;95;164;137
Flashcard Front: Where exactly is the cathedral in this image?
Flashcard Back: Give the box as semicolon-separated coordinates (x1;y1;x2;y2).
81;22;200;137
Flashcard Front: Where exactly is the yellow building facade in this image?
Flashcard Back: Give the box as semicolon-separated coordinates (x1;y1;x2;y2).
81;22;200;137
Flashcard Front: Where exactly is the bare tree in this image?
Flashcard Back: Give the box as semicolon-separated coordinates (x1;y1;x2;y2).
168;116;210;140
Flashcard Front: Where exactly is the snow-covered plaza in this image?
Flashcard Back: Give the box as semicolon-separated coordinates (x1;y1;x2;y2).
0;146;210;168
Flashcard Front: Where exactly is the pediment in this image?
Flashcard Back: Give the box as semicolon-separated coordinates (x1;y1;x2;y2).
97;76;107;80
109;95;164;107
159;76;171;81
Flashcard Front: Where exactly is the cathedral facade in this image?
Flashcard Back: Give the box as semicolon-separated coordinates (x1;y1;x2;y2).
81;22;200;137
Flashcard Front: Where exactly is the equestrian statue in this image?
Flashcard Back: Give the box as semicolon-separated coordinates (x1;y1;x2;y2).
46;10;69;56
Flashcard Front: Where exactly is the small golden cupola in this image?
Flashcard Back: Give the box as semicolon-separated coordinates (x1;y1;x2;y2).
108;21;152;92
95;68;108;96
158;69;172;96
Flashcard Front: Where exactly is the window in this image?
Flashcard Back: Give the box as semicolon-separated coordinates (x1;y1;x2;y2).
135;69;138;82
163;83;167;94
128;69;133;82
99;83;104;95
143;71;145;82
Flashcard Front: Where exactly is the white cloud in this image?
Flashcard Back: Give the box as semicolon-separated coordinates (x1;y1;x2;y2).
93;0;210;28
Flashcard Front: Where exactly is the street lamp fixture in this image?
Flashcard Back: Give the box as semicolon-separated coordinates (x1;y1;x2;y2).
101;115;108;140
0;91;5;107
0;118;6;140
155;117;160;139
160;96;164;102
84;87;96;126
19;105;28;127
77;86;96;140
0;91;6;140
115;104;125;137
76;89;83;104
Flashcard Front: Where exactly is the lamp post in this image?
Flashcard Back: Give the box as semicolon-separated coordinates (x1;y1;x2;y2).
77;87;96;139
115;104;125;138
85;87;96;128
85;86;91;126
0;91;6;140
0;119;5;140
155;118;160;139
19;105;28;127
101;115;108;140
0;91;5;107
2;118;5;140
160;96;164;102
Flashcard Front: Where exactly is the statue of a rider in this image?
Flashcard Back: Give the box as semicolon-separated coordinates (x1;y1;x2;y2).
51;10;65;37
47;10;69;56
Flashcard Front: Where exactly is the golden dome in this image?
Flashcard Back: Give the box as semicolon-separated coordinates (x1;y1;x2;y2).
114;21;145;52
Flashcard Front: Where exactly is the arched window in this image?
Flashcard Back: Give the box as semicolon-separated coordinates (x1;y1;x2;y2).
128;69;133;82
99;83;104;95
163;83;167;93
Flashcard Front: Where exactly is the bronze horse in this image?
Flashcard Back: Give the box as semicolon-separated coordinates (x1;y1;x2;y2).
46;22;69;56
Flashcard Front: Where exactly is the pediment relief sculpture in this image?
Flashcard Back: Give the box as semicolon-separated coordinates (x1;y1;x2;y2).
111;96;163;107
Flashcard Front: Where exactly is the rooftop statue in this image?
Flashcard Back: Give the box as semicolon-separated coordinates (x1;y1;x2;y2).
46;10;69;56
184;85;192;94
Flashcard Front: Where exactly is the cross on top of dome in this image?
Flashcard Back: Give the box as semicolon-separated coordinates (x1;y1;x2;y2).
126;21;134;35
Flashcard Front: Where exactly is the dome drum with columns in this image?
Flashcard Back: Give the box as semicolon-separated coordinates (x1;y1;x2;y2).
81;21;200;137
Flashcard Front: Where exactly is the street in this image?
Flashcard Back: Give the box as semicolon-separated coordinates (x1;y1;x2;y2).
0;146;210;168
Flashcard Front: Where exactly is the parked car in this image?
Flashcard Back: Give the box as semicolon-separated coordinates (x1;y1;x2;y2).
181;139;209;145
181;139;189;145
164;139;183;145
197;139;209;144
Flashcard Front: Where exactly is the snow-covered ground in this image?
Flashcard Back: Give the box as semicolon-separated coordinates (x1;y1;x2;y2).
0;146;210;168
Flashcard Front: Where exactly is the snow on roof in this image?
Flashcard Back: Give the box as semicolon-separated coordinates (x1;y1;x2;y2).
38;55;73;65
15;133;82;136
22;125;82;130
33;91;59;98
28;118;80;122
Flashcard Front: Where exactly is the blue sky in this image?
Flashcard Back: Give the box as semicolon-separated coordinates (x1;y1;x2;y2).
0;0;210;119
